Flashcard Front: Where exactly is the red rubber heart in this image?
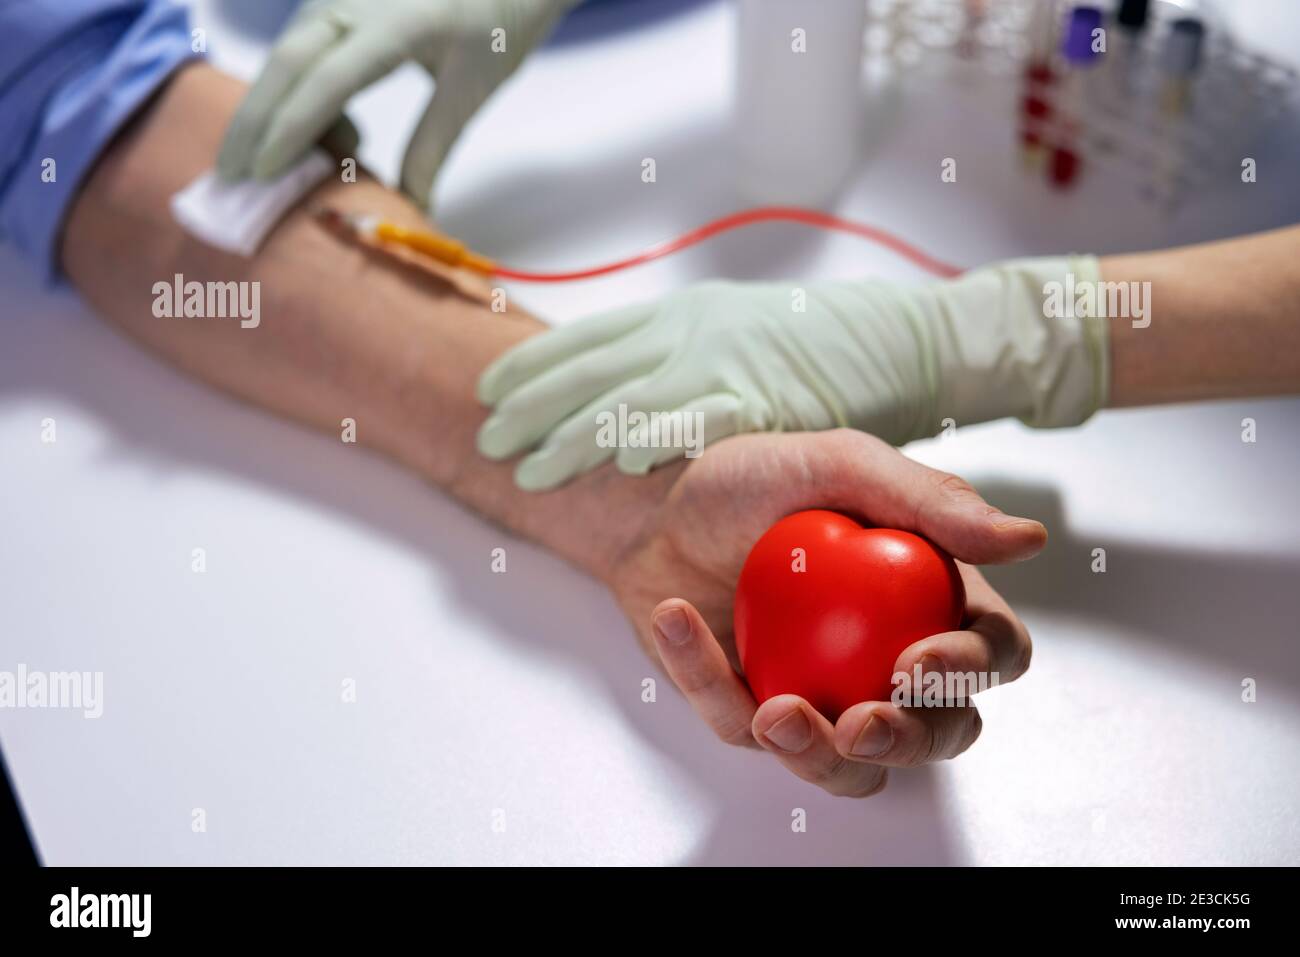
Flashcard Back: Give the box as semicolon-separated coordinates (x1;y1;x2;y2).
734;509;966;721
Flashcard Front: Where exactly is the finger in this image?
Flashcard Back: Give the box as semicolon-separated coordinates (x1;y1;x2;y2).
477;304;653;406
753;696;889;798
812;430;1048;565
318;115;361;162
513;371;704;490
477;335;664;460
615;392;745;477
400;71;495;207
893;565;1032;691
833;701;983;768
250;34;404;180
217;12;346;179
651;599;759;750
513;433;616;492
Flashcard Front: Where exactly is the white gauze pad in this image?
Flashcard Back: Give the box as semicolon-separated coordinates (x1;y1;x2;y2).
170;150;334;257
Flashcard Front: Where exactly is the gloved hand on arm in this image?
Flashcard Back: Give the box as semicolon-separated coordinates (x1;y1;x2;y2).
477;257;1111;490
217;0;576;205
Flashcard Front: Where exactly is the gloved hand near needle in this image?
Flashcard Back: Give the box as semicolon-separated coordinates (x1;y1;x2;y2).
477;256;1110;491
217;0;576;206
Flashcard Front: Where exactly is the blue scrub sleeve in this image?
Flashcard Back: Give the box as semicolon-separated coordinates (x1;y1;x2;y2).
0;0;202;282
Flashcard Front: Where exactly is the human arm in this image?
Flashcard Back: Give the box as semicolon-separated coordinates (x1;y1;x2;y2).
0;0;198;278
1103;225;1300;407
58;63;1047;797
60;61;651;579
478;227;1300;491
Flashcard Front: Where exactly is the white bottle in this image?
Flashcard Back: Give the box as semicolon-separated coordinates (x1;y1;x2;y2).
734;0;867;207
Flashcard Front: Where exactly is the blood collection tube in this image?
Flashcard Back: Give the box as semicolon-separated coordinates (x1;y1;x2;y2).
957;0;989;61
1049;4;1103;189
1108;0;1151;93
1018;0;1060;168
1159;16;1206;116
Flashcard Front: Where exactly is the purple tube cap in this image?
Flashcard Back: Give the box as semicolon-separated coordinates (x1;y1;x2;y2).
1062;5;1103;64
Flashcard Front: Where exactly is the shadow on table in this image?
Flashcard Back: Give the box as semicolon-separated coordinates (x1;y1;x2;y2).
2;262;960;863
3;252;1296;864
0;260;957;864
966;479;1300;697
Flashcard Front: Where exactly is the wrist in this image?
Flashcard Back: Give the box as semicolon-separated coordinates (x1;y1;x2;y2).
918;255;1109;433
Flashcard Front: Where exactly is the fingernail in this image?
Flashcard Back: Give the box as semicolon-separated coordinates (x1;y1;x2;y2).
762;708;812;753
990;515;1049;559
850;715;894;757
989;511;1043;532
514;453;558;493
653;607;691;646
475;372;498;405
616;446;652;476
476;418;507;458
919;653;946;678
903;654;946;699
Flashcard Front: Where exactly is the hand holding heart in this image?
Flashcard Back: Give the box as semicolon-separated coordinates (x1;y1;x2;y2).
613;428;1044;799
735;510;967;721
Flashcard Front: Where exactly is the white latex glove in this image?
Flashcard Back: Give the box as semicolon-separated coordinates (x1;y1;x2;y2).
478;256;1110;491
217;0;576;205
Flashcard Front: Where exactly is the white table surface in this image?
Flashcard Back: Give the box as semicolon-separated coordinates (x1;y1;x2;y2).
2;0;1299;865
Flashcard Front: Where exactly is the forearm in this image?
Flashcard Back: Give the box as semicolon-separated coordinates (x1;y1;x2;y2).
1102;225;1300;407
59;63;676;580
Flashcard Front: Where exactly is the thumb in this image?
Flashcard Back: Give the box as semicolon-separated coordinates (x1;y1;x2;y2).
908;472;1048;566
813;430;1048;565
